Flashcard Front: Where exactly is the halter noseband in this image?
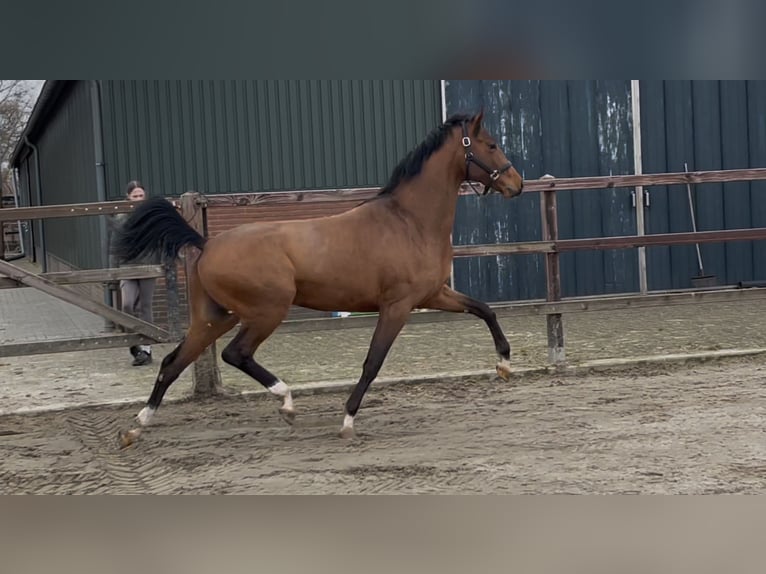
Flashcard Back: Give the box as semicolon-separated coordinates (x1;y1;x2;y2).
461;121;514;197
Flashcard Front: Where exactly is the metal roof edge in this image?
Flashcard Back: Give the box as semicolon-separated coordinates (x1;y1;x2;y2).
9;80;74;167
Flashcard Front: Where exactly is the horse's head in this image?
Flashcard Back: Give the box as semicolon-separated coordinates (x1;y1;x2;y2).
460;111;524;198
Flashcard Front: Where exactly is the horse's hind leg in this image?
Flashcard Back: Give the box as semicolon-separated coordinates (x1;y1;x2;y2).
221;314;294;424
119;300;237;448
420;285;513;380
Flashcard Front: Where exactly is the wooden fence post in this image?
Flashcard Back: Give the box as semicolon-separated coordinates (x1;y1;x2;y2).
179;192;223;396
164;259;182;341
541;190;566;366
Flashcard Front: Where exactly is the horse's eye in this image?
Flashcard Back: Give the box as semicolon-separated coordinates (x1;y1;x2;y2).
489;144;498;150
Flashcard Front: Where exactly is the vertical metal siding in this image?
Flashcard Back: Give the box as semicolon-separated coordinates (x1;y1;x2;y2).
641;80;766;289
101;80;442;198
449;79;766;301
35;82;102;269
720;81;752;284
446;80;636;303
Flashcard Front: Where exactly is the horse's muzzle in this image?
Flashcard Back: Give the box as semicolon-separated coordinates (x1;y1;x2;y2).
500;177;524;198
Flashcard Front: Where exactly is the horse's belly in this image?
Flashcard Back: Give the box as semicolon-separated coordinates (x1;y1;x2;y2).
293;281;380;313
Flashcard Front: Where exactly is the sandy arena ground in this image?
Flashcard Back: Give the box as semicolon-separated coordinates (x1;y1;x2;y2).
1;354;765;494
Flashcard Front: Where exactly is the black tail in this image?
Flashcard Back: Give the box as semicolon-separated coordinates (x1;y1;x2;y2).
111;197;206;264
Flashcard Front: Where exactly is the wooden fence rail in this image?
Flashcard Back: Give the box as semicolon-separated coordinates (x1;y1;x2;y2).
3;167;766;223
3;167;766;388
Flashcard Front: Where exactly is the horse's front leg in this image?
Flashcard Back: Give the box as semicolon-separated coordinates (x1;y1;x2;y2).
342;300;412;439
420;285;513;380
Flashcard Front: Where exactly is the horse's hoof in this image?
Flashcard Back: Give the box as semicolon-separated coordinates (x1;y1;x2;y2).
339;426;356;440
496;360;513;381
279;407;296;426
118;428;141;450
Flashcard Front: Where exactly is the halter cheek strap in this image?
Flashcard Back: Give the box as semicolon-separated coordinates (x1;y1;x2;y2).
461;121;514;197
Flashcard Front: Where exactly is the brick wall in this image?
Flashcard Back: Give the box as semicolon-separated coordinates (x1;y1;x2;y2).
156;196;364;330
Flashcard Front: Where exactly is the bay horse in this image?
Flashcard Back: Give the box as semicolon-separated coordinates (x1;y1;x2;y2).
113;111;524;447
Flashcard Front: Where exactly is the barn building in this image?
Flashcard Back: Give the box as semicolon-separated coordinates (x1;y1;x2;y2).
9;81;766;319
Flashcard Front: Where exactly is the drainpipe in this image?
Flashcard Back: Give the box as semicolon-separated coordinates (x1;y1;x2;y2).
90;80;114;329
6;167;25;261
631;80;648;294
23;136;46;273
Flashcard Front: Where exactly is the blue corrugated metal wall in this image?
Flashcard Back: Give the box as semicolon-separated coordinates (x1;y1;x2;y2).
446;80;637;302
640;81;766;289
448;80;766;301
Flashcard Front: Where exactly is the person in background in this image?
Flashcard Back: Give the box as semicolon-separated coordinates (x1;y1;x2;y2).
112;181;158;366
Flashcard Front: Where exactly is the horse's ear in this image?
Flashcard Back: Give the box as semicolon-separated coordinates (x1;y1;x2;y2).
471;108;485;136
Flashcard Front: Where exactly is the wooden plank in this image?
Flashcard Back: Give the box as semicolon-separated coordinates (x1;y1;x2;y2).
0;334;156;359
0;200;134;223
203;188;380;208
3;167;766;225
182;166;766;210
541;191;565;365
452;227;766;258
0;265;164;289
0;198;182;223
555;227;766;252
453;242;555;257
0;259;170;343
273;287;766;335
164;260;182;340
520;168;766;193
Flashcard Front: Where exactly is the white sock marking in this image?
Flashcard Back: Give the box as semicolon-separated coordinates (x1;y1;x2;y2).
137;406;156;427
342;414;354;432
270;380;294;412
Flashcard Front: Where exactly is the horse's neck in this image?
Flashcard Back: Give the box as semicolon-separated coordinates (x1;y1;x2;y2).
392;149;463;240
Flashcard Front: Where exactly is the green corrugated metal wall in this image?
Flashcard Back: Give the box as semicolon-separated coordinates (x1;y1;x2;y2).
18;82;103;269
100;80;442;198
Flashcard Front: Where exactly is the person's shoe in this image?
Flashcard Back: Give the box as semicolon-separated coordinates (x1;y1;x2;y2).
129;345;140;358
132;350;153;366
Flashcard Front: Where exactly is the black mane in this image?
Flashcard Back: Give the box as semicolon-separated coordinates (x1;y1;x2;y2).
378;114;472;196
